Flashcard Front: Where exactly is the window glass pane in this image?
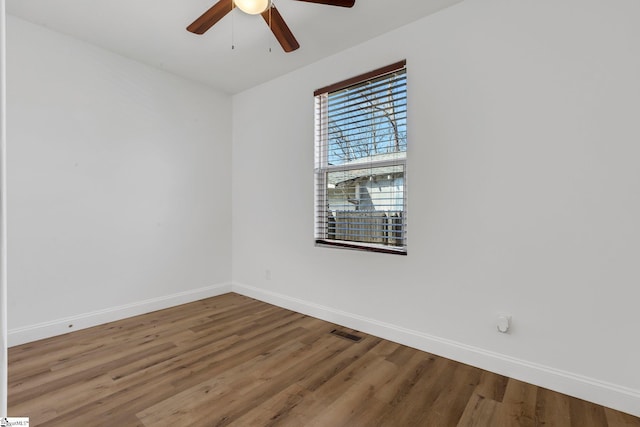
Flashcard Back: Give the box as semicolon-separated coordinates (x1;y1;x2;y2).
327;70;407;166
326;165;405;248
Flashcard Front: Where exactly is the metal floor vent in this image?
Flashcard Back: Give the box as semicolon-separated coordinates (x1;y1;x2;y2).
330;329;363;342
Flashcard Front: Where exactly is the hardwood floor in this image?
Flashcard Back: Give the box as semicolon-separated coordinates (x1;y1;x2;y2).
8;293;640;426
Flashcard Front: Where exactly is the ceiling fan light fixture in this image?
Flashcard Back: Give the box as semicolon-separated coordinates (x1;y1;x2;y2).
234;0;272;15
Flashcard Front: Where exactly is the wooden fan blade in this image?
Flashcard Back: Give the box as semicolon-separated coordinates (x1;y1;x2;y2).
187;0;235;35
293;0;355;7
261;6;300;53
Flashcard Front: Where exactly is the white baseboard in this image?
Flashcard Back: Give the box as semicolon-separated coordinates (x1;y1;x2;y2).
8;282;233;347
232;282;640;418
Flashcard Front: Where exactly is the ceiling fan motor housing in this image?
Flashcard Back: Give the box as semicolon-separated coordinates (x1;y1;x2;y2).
235;0;272;15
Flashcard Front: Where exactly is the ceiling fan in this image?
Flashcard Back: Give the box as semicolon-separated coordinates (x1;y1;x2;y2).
187;0;355;53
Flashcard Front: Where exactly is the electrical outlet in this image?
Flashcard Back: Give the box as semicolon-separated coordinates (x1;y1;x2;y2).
497;314;511;333
265;269;271;280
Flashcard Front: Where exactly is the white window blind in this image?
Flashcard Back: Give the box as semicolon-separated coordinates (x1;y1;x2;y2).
314;60;407;254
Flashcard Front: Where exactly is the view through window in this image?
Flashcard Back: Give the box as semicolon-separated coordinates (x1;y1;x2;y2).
314;60;407;254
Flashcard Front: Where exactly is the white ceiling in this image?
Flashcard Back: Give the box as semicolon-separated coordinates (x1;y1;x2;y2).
6;0;463;94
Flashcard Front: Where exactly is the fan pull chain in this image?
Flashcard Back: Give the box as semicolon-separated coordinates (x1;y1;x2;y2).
231;1;235;50
268;4;272;53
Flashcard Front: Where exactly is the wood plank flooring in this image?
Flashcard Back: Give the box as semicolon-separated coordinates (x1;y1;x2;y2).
8;293;640;426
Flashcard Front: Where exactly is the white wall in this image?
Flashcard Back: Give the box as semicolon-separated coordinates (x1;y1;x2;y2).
232;0;640;416
7;16;233;345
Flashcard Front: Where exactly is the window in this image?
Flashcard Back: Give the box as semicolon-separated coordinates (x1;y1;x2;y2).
314;60;407;254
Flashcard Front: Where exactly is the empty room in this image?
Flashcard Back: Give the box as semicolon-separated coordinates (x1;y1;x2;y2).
1;0;639;425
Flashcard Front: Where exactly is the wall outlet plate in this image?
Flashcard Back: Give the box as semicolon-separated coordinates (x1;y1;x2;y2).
497;314;511;333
